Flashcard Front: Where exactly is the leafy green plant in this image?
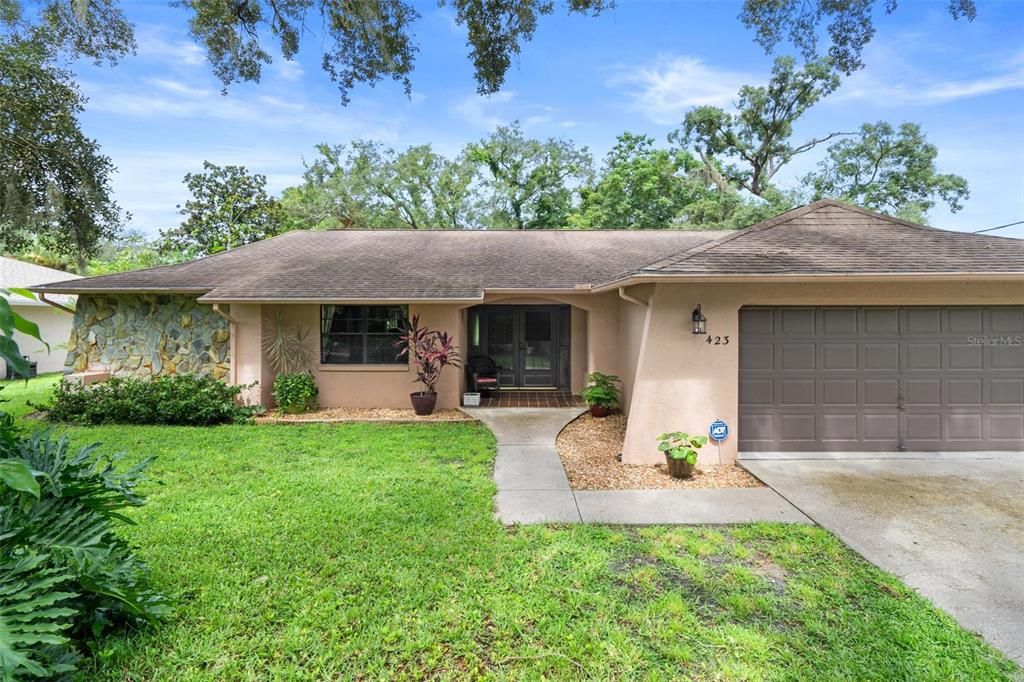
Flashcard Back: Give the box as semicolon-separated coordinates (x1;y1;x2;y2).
273;372;319;414
580;372;621;409
0;288;47;378
38;374;257;426
0;428;169;679
657;431;708;465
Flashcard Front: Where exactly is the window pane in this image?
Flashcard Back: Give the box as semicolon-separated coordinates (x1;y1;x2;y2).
322;334;363;364
367;334;403;364
367;306;404;334
326;306;363;334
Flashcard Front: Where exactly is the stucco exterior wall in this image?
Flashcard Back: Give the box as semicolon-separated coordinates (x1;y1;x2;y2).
65;294;230;379
616;284;654;416
622;279;1024;466
6;304;74;375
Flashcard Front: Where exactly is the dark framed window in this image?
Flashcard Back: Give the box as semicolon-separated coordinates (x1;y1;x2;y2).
320;305;408;365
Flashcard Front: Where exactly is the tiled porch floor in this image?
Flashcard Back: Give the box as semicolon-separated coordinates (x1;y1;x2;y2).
474;391;585;408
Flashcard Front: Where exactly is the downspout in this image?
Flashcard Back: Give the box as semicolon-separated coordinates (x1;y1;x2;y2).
618;286;648;308
38;293;75;315
211;304;238;385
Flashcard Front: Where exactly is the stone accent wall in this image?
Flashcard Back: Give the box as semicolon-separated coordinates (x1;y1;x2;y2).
66;295;230;379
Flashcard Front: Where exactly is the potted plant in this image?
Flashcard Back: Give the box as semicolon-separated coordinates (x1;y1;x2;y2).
657;431;708;479
396;315;461;416
581;371;621;417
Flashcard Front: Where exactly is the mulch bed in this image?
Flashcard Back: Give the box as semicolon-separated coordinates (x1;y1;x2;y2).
556;413;763;490
255;407;478;424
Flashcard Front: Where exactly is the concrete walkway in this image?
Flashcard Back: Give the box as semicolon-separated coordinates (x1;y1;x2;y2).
469;408;810;525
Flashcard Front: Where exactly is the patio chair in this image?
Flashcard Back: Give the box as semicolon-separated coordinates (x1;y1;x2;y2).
467;356;500;396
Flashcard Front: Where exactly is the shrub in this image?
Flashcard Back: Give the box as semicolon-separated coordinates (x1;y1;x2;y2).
581;372;622;409
40;374;256;426
0;421;169;679
273;372;319;413
657;431;708;465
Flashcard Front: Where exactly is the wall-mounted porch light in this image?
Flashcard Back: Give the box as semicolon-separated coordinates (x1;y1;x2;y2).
692;305;707;335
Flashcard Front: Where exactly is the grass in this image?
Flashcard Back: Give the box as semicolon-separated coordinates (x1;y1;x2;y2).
3;376;1018;680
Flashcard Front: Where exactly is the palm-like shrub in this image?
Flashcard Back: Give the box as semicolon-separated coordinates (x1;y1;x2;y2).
0;417;169;679
581;372;622;410
395;315;460;396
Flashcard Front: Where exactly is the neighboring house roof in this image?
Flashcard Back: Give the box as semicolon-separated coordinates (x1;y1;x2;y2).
630;201;1024;279
29;201;1024;302
29;230;725;302
0;256;79;307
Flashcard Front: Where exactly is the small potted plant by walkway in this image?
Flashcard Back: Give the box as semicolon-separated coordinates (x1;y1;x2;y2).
657;431;708;479
581;371;621;417
396;315;461;416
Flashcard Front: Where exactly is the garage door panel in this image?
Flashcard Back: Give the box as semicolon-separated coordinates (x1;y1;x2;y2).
990;308;1024;333
990;414;1024;440
739;379;773;406
947;378;982;406
780;344;815;370
739;306;1024;452
905;378;941;406
990;378;1024;405
947;344;983;370
906;308;941;334
989;345;1024;370
864;344;899;370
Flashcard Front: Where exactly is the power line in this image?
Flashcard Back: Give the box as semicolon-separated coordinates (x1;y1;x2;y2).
973;219;1024;234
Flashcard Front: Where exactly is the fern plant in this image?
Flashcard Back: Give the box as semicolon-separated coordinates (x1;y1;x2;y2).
0;427;169;679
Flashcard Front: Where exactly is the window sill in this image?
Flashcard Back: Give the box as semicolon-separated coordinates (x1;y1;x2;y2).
317;364;410;373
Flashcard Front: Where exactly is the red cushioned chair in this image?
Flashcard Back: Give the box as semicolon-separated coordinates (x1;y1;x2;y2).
467;356;500;396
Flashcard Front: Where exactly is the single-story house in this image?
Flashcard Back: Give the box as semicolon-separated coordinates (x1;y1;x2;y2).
0;257;80;376
31;200;1024;464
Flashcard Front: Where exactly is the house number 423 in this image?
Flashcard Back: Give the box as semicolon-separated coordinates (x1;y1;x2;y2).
705;335;730;346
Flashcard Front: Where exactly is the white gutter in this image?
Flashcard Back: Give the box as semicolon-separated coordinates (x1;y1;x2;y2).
618;286;649;308
592;271;1024;293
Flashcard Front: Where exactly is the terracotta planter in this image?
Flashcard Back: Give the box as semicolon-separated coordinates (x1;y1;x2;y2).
589;405;612;418
410;392;437;416
665;455;696;479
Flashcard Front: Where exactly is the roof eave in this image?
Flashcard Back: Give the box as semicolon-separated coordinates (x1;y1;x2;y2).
592;271;1024;293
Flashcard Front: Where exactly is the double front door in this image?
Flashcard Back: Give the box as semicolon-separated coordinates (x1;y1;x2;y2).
467;305;570;389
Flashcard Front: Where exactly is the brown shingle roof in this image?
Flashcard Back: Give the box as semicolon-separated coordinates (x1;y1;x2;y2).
636;200;1024;277
31;229;724;301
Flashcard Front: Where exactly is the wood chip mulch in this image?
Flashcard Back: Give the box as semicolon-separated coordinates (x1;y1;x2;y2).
556;413;763;490
255;407;477;424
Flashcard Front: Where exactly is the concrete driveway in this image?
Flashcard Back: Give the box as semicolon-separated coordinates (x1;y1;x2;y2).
742;455;1024;665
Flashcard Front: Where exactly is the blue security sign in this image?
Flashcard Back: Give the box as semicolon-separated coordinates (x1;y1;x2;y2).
709;419;729;442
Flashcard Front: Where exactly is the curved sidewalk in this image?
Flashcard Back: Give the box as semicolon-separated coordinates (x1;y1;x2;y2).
469;408;810;526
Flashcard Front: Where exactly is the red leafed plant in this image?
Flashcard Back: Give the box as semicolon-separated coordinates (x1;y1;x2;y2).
396;315;461;395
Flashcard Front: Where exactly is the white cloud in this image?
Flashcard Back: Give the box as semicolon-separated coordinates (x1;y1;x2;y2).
452;91;516;129
147;78;212;98
558;120;578;129
134;27;205;67
273;58;305;82
835;47;1024;105
608;55;753;125
524;114;550;126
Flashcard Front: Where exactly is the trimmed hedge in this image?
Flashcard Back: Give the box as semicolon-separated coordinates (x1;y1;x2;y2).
272;372;319;414
41;374;256;426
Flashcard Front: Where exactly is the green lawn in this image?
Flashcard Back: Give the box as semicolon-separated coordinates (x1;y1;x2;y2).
3;377;1017;680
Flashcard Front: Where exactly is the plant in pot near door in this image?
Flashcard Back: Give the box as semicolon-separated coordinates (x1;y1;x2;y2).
581;372;621;417
396;315;461;416
657;432;708;479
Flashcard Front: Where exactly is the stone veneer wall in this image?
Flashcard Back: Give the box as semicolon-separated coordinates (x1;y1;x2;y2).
66;294;230;379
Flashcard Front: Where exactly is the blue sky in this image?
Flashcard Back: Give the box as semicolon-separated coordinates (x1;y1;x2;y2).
74;0;1024;237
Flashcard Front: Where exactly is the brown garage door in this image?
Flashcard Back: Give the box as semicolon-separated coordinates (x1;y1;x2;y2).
739;307;1024;452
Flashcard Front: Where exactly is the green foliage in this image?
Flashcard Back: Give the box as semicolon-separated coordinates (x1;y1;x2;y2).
280;141;481;230
741;0;976;75
570;133;705;229
674;56;843;199
0;288;45;378
87;230;190;275
466;122;593;229
0;39;126;271
580;371;621;409
172;0;610;103
804;121;970;221
272;372;319;414
41;375;256;426
657;431;708;465
0;426;168;680
161;161;283;257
